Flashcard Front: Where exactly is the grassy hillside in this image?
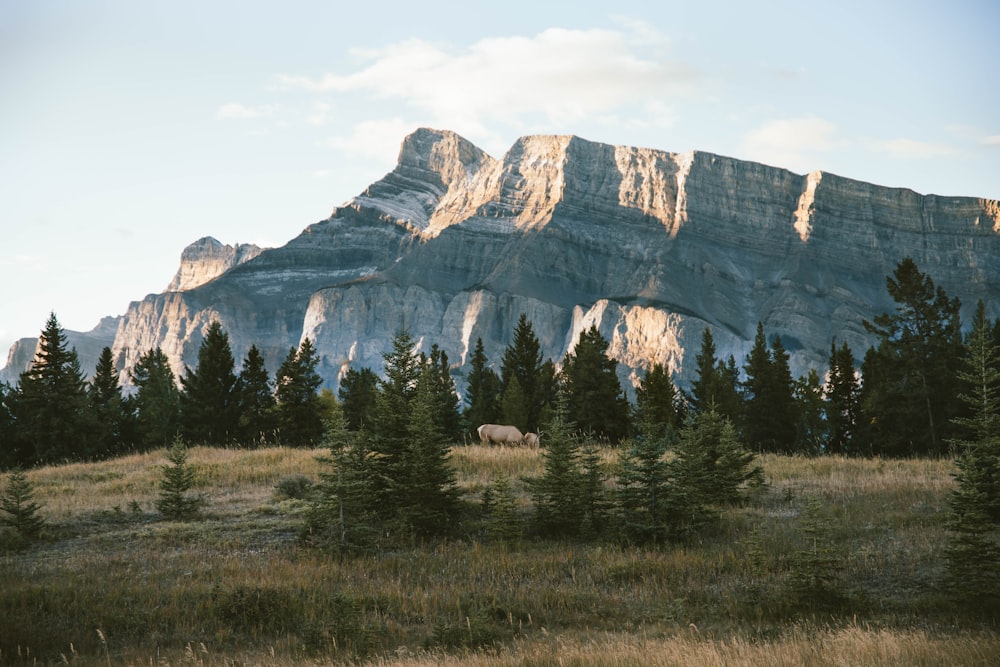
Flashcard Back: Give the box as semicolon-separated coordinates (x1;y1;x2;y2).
2;446;998;665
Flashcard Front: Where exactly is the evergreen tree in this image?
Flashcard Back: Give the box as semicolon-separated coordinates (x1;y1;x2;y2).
483;477;521;545
742;325;796;453
235;344;276;446
274;338;324;446
369;330;421;514
562;325;630;441
425;345;462;443
634;362;682;444
0;383;18;469
305;406;380;554
860;257;963;456
14;313;95;464
338;366;379;431
179;321;239;445
824;341;859;455
671;408;760;510
793;369;826;455
464;338;501;436
501;314;545;431
616;422;671;545
397;362;461;537
499;375;529;432
131;347;180;451
529;391;584;537
0;467;45;539
944;301;1000;608
689;327;742;423
89;346;133;458
156;437;203;521
786;496;845;611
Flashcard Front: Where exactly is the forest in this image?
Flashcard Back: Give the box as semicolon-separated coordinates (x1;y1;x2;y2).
1;257;999;664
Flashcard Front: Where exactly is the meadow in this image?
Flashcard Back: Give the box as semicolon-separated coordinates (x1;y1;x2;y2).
2;445;998;666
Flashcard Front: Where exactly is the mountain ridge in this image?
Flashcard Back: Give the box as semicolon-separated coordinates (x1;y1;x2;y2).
3;128;998;396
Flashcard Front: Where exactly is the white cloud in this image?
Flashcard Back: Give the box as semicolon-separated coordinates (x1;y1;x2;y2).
215;103;279;120
981;134;1000;147
742;117;839;172
275;23;698;132
873;138;958;159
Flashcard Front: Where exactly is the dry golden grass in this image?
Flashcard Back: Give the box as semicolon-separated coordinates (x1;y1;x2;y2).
1;445;991;666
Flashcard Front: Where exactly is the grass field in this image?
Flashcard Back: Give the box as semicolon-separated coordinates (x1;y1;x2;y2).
2;445;997;665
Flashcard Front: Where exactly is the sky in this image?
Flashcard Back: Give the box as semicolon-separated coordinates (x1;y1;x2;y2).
2;0;999;363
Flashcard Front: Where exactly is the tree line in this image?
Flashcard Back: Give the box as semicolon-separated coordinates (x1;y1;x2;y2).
1;257;999;470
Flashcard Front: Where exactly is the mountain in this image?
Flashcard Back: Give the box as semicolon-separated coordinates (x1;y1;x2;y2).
3;128;999;396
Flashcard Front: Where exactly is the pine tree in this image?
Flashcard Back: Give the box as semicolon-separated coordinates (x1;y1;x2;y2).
793;369;826;455
338;366;379;431
179;321;239;445
562;325;629;441
634;362;682;443
944;301;1000;608
689;327;741;423
397;362;460;537
501;314;545;431
464;338;501;437
426;345;462;443
305;406;380;554
235;344;276;446
529;391;584;537
0;383;18;469
0;467;45;539
671;408;760;510
786;496;845;611
743;325;796;453
275;338;324;446
131;347;181;451
14;313;95;464
484;477;521;545
156;437;203;521
824;341;859;455
616;415;672;544
861;257;964;456
89;346;133;458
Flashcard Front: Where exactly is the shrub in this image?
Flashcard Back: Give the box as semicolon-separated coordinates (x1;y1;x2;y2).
0;467;45;540
156;437;204;521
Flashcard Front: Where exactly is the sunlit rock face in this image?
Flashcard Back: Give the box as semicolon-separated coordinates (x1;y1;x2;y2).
166;237;264;292
5;128;999;395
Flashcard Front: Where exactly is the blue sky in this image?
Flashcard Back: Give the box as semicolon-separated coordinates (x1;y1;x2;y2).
2;0;998;361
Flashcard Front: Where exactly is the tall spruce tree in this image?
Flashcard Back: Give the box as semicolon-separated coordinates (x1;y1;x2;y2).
0;383;18;469
425;344;462;443
89;346;133;458
562;325;630;441
944;301;1000;608
14;313;95;464
689;327;742;423
793;369;826;455
235;344;276;446
860;257;963;456
634;362;683;443
370;329;421;514
179;322;239;445
338;366;379;431
274;338;324;446
132;347;181;451
398;362;461;537
616;418;672;544
742;324;796;453
464;337;501;436
529;390;584;537
824;341;859;455
501;314;545;431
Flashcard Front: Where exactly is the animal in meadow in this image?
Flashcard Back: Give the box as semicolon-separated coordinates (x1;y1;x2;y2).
523;432;540;448
477;424;525;446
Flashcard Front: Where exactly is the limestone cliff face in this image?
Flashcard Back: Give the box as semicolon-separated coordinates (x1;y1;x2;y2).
166;237;263;292
4;128;999;396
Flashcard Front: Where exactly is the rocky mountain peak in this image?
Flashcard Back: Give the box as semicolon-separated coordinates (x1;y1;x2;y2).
166;236;264;292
